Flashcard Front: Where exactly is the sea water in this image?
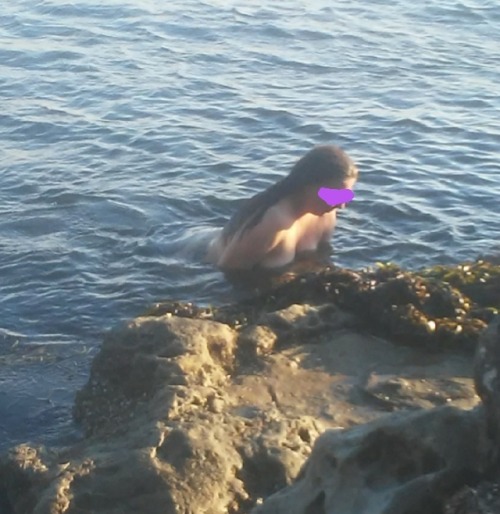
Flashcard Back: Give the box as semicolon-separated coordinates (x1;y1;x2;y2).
1;0;499;450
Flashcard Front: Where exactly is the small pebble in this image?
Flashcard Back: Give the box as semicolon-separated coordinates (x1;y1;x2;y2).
208;396;225;413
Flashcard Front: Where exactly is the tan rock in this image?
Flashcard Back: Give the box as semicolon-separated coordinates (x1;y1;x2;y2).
0;308;491;514
252;406;489;514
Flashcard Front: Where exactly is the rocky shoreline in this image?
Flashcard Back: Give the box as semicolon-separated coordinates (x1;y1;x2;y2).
0;259;499;514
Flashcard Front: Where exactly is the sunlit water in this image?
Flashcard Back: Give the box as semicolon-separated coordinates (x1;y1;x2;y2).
1;0;499;451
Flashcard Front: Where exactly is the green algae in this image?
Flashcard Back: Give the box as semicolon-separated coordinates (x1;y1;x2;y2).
144;259;499;352
418;260;500;309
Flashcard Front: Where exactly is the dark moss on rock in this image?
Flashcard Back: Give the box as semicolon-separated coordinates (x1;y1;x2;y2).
144;259;499;352
419;260;500;310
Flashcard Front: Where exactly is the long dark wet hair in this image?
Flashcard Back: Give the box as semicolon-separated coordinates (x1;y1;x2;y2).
222;144;358;243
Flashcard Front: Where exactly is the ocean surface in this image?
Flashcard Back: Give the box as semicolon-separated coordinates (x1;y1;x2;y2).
0;0;499;451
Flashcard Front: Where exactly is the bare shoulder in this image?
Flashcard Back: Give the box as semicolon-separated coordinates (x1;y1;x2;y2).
216;206;291;269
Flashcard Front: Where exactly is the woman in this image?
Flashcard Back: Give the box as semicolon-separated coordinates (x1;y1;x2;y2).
208;144;358;270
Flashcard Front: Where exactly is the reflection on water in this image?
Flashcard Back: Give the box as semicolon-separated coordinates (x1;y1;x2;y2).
1;0;499;451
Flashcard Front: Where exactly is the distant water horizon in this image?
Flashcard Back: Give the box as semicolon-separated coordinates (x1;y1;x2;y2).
1;0;499;450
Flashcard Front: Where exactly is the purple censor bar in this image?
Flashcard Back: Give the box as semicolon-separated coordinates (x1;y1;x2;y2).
318;188;355;206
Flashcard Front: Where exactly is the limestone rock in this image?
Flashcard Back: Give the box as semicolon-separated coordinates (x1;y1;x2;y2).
73;315;237;437
0;306;493;514
259;303;355;334
238;324;278;358
0;314;320;514
252;407;488;514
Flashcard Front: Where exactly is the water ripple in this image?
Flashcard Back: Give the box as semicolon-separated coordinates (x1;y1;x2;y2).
1;0;499;449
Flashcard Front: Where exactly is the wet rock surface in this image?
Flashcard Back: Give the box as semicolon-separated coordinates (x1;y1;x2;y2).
147;259;498;351
0;260;499;514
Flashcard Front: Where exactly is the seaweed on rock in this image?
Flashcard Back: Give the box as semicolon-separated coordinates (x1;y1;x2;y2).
144;259;499;352
419;260;500;310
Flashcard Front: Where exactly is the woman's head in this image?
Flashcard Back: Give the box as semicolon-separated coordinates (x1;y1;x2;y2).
222;144;358;241
284;145;358;215
286;145;358;190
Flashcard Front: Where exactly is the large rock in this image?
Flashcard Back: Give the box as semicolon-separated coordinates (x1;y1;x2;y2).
474;315;500;446
0;306;494;514
252;406;488;514
253;316;500;514
1;310;342;513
